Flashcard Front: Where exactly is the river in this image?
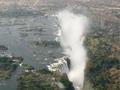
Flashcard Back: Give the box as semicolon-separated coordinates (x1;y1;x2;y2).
0;14;63;90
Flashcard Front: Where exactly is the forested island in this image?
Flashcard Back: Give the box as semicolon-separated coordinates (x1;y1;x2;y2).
17;64;74;90
0;54;23;80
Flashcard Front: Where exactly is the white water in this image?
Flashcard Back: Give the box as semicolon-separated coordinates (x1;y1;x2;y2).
57;10;89;90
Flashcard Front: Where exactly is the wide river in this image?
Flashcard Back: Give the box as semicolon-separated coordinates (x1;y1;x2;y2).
0;14;63;90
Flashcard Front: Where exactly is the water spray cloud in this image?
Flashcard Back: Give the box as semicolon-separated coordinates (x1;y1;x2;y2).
57;10;89;90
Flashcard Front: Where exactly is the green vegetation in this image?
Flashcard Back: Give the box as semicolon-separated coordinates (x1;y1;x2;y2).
60;74;74;90
17;64;74;90
85;27;120;90
0;56;23;80
17;66;59;90
17;70;58;90
0;57;17;80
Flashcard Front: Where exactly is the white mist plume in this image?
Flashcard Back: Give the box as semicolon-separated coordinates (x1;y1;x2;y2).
57;10;89;90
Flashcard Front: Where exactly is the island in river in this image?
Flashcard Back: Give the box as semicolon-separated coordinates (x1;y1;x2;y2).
0;52;23;80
